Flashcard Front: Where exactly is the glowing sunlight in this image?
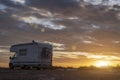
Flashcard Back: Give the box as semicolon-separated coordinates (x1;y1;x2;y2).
95;60;111;67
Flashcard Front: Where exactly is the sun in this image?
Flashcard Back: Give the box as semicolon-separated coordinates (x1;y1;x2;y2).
95;60;111;67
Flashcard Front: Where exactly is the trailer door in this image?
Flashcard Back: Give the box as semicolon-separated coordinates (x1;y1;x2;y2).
41;47;51;60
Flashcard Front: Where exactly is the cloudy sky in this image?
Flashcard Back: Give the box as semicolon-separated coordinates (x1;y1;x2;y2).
0;0;120;67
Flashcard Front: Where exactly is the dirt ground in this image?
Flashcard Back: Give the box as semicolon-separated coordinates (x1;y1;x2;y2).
0;68;120;80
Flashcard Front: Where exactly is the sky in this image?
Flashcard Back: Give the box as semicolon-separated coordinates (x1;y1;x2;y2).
0;0;120;67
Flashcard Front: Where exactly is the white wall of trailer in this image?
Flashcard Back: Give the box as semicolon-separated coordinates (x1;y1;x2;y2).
10;43;53;67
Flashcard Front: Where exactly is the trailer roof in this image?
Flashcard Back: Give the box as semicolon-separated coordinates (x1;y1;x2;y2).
11;41;52;47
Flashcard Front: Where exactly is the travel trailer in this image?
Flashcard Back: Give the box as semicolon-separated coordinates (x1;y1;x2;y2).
9;41;53;69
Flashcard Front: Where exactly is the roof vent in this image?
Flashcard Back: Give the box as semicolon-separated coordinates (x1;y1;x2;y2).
32;40;35;43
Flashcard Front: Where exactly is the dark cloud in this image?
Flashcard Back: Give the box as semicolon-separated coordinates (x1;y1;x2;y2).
27;0;80;8
0;5;120;52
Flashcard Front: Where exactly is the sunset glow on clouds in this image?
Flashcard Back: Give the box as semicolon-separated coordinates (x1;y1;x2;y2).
53;51;120;67
44;41;65;51
54;51;120;60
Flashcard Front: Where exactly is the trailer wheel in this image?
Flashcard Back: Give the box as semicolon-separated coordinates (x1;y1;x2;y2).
9;63;14;69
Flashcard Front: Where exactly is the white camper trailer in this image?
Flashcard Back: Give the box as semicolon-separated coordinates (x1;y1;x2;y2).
9;41;53;69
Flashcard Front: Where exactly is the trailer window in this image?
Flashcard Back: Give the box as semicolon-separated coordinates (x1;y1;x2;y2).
19;49;27;56
41;47;51;59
